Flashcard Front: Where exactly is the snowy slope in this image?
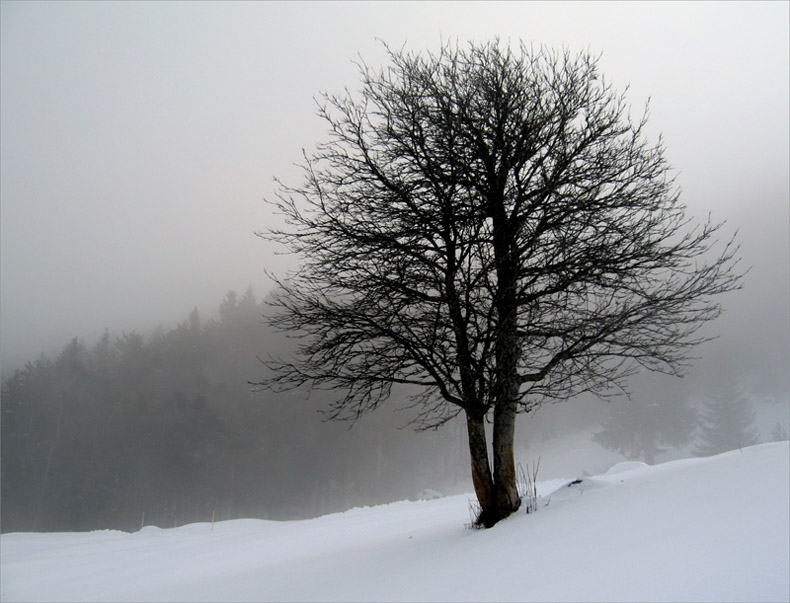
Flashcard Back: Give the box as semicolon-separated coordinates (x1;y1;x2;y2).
1;442;788;603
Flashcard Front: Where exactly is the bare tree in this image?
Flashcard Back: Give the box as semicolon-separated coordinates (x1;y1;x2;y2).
255;41;742;527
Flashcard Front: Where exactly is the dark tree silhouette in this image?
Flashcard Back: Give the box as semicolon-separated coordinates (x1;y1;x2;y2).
593;381;698;465
770;422;788;442
1;288;470;533
256;41;742;527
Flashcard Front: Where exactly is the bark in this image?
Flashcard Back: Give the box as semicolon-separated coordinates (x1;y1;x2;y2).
493;400;521;517
466;405;521;528
465;411;496;527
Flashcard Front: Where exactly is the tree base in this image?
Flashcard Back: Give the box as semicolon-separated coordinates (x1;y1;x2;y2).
472;496;522;529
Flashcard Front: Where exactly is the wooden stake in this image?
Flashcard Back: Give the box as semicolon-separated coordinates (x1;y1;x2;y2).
211;509;215;531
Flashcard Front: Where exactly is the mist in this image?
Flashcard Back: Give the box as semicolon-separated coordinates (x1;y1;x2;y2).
1;2;788;532
2;1;787;375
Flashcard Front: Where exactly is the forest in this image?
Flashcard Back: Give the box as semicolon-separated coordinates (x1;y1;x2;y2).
1;288;786;534
0;289;472;533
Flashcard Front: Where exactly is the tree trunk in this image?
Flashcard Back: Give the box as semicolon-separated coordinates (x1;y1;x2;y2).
491;301;523;522
465;411;496;527
490;202;523;523
493;400;521;517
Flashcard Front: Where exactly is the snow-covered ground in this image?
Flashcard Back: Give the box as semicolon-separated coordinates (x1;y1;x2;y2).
1;442;788;603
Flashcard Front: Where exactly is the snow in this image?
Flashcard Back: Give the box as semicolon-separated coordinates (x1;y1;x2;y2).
604;460;650;474
2;442;788;603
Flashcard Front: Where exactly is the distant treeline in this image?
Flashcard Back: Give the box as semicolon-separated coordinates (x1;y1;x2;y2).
1;289;469;533
2;289;784;534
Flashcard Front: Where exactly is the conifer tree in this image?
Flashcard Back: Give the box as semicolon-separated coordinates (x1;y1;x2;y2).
594;389;697;465
694;385;759;456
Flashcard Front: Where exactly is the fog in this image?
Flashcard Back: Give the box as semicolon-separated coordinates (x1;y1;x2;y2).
0;2;788;532
2;1;787;375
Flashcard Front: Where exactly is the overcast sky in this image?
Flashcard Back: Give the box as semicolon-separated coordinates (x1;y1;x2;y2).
1;1;788;378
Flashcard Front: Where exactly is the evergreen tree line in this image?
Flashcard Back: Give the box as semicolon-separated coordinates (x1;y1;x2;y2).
1;289;469;533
